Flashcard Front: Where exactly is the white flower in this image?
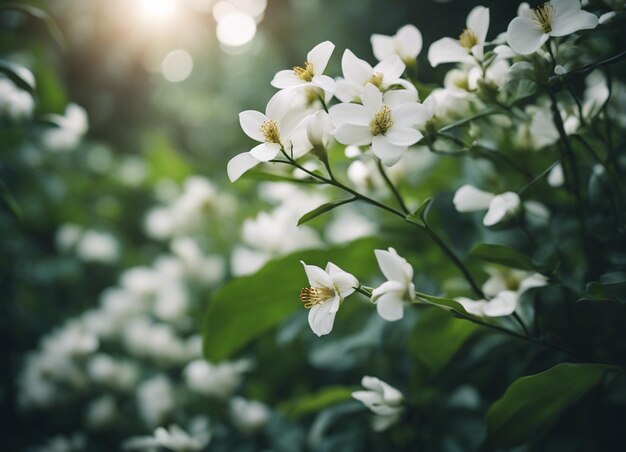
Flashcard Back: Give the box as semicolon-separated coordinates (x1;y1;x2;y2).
330;84;426;166
506;0;598;55
302;110;334;155
42;103;88;151
271;41;336;93
183;359;252;399
227;90;299;182
335;49;411;103
229;397;270;434
124;424;211;451
137;375;174;427
453;185;521;226
75;230;120;264
0;77;34;120
299;261;358;336
352;376;404;432
428;6;490;67
371;24;423;64
457;291;519;317
371;248;415;321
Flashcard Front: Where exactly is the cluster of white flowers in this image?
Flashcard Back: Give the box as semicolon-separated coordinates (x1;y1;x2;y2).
56;224;121;264
41;103;89;152
0;76;35;120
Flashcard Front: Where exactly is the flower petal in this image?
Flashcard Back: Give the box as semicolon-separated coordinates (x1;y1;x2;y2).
334;124;373;146
266;89;295;121
239;110;267;142
371;280;406;301
307;41;335;74
307;297;338;336
249;142;281;162
227;152;260;182
312;74;336;93
342;49;373;85
329;102;370;127
427;37;473;67
550;9;598;37
506;17;547;55
370;34;395;62
271;70;304;89
483;192;520;226
335;79;364;103
395;24;422;60
383;89;418;109
371;135;405;167
362;83;383;114
376;292;405;321
466;6;490;44
453;185;495;212
326;262;359;298
374;248;412;282
374;55;405;83
392;103;430;127
385;127;422;146
301;261;333;288
482;290;517;317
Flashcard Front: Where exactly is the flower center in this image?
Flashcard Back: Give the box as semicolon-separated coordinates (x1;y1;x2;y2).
531;3;554;33
299;287;334;308
259;119;281;144
370;105;393;136
367;72;384;89
459;28;478;49
293;61;315;82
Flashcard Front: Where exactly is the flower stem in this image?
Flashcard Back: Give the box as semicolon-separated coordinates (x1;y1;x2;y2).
376;159;409;214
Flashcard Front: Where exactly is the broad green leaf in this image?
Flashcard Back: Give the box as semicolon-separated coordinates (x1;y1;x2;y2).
409;308;478;375
297;197;356;226
484;363;612;449
0;3;66;50
600;272;626;302
279;386;354;419
405;197;433;227
470;243;534;271
202;238;381;361
505;62;537;104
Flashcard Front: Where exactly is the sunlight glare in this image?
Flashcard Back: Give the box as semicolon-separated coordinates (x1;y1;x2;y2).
216;12;256;47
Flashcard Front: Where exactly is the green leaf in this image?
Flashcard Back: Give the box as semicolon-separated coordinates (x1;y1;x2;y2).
470;243;535;271
600;272;626;302
409;308;477;375
405;197;433;227
279;386;354;419
417;293;468;316
505;62;538;104
202;238;381;361
0;3;66;50
484;363;612;449
297;197;356;226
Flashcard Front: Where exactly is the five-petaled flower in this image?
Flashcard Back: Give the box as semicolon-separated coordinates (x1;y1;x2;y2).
506;0;598;55
371;248;415;321
428;6;490;67
299;261;359;336
271;41;336;93
330;84;426;167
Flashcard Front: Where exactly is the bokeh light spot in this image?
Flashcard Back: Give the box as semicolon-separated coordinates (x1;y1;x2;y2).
161;49;194;82
216;12;257;47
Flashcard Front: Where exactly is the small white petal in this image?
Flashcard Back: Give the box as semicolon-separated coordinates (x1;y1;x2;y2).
372;280;407;301
395;24;423;60
307;41;335;74
483;192;521;226
547;163;564;187
308;298;338;336
482;291;518;317
384;89;418;109
453;185;495;212
371;34;395;62
249;142;281;162
227;152;260;182
301;261;333;288
271;70;304;89
519;273;548;294
312;74;336;93
467;6;490;44
599;11;616;25
342;49;373;85
334;124;373;146
506;17;547;55
550;9;598;37
371;136;405;167
376;292;405;321
266;89;295;120
326;262;359;298
334;79;363;103
239;110;267;142
392;103;430;127
374;248;413;283
374;55;405;83
362;83;383;114
427;37;473;67
329;103;370;127
385;127;422;146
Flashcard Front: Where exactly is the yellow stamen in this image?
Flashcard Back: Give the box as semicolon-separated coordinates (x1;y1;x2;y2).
293;61;315;82
259;119;281;144
370;105;393;136
532;3;555;33
367;72;384;89
299;287;334;308
459;28;478;49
